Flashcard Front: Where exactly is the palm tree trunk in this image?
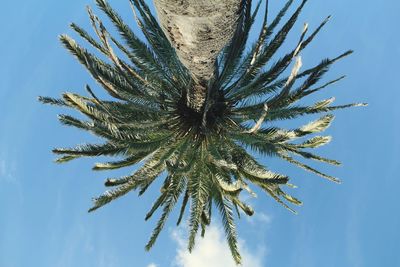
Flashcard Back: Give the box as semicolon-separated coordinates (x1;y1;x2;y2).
153;0;241;111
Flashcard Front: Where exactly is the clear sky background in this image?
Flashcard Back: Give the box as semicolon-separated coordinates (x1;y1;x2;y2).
1;0;399;266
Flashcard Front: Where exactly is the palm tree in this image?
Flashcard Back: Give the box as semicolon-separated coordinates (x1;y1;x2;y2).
40;0;365;264
153;0;242;111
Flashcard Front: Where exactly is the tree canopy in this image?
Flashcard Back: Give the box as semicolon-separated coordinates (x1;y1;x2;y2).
40;0;365;264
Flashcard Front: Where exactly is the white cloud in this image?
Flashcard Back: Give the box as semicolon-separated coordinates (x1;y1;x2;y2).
0;156;23;202
171;224;266;267
0;159;6;176
0;157;17;183
55;222;120;267
0;159;10;180
148;264;158;267
246;211;272;225
346;202;364;267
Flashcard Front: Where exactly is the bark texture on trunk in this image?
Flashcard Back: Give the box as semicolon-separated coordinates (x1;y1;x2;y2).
154;0;241;82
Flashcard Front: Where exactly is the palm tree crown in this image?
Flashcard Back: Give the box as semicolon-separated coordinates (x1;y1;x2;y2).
40;0;365;264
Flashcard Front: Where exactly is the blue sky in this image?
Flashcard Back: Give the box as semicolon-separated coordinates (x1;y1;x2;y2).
1;0;399;266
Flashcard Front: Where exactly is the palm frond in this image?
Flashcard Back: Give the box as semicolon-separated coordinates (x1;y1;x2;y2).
214;189;241;264
145;175;187;250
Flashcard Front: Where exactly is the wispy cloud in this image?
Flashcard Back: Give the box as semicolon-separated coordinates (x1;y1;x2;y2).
97;252;119;267
171;224;266;267
346;201;364;267
0;157;17;183
246;211;272;225
55;222;119;267
0;154;23;203
147;263;158;267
